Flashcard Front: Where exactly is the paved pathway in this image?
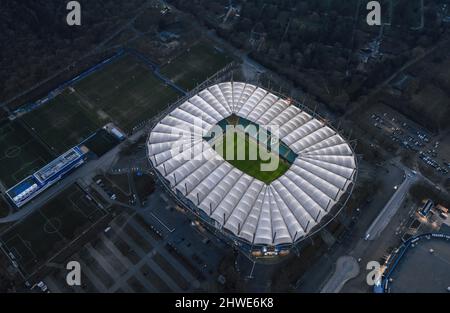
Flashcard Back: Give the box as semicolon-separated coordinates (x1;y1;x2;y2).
365;166;418;241
321;256;360;293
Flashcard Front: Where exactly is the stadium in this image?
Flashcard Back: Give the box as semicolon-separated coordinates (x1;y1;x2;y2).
147;82;357;257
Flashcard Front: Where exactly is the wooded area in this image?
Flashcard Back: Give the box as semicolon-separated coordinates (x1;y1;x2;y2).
0;0;146;103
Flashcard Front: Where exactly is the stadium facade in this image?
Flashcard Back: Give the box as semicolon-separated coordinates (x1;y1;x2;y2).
147;82;357;257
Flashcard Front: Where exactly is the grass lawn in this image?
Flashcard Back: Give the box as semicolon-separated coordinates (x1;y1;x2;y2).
21;89;101;154
75;54;181;132
161;41;233;91
133;173;155;201
214;131;290;184
21;53;181;155
83;129;120;157
0;120;52;188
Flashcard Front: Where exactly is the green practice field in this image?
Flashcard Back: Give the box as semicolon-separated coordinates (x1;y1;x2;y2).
214;131;290;184
0;184;106;277
21;89;101;154
0;120;52;188
161;41;233;91
74;54;181;132
21;54;181;153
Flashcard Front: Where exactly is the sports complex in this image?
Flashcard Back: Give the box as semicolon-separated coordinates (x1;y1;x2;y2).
147;82;358;257
0;40;236;279
375;232;450;293
0;41;231;207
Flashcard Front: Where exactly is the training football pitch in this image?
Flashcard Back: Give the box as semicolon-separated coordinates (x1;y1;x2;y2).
0;184;107;277
22;54;181;153
215;131;290;184
0;120;52;188
7;42;231;183
21;89;101;154
74;54;181;132
161;41;233;91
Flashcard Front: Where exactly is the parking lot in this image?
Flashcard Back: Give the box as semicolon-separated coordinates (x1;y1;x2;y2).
368;109;449;176
42;185;228;292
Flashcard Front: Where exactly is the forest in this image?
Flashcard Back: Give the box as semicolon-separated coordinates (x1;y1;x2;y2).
0;0;147;103
170;0;448;115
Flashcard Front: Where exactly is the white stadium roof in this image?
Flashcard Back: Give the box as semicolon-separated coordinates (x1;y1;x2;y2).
147;82;357;245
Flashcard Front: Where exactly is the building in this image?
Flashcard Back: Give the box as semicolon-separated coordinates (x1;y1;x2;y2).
6;146;87;208
147;82;357;256
419;199;434;217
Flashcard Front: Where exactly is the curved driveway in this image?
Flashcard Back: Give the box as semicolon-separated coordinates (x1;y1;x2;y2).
321;256;360;293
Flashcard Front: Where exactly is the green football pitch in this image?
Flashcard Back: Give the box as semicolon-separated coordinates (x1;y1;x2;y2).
0;184;106;277
74;54;181;132
214;131;290;184
8;41;231;182
0;120;52;188
22;54;181;153
160;41;233;91
21;89;101;154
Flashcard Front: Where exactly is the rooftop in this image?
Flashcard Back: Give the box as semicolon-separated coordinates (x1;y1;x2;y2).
147;82;357;245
